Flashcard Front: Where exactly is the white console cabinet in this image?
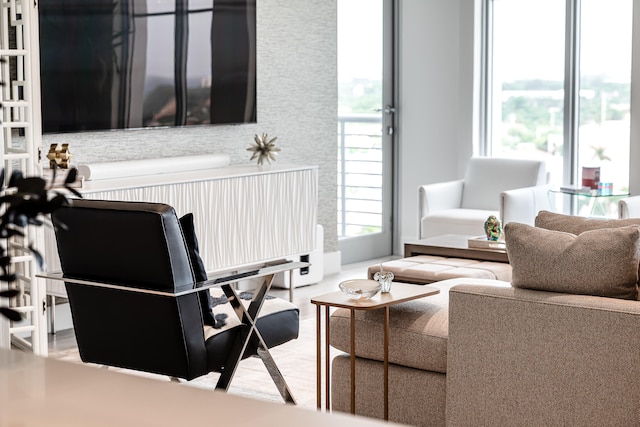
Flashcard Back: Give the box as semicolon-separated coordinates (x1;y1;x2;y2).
44;164;318;303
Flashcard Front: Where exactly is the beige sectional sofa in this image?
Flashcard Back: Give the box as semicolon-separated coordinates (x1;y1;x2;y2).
330;211;640;426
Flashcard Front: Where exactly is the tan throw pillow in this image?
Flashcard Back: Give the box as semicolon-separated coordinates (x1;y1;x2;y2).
535;210;640;234
505;222;640;300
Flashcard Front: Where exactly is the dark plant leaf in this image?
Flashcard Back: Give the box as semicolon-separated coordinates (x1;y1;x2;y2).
0;307;22;321
0;289;19;298
43;193;70;213
0;255;11;268
8;170;23;188
65;186;83;198
27;217;44;227
51;162;58;180
4;224;25;236
0;273;17;283
29;246;45;271
65;168;78;184
0;167;5;191
15;176;47;194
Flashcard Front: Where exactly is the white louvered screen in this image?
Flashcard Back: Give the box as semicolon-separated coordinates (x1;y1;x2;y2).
0;0;46;355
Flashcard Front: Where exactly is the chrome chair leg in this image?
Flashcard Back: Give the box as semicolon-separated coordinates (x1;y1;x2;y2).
215;274;296;404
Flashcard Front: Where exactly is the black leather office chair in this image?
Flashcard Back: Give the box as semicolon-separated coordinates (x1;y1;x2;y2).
50;199;300;402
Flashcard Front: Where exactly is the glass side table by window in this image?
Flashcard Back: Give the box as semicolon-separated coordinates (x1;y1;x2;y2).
548;188;630;219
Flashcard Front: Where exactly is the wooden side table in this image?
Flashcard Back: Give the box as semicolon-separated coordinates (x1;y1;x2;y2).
404;234;509;263
311;283;440;420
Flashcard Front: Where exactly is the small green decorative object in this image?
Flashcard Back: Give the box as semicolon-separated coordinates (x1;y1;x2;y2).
484;215;502;241
247;133;280;166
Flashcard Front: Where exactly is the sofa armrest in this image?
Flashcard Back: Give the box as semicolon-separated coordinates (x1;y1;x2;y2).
500;184;551;226
446;284;640;426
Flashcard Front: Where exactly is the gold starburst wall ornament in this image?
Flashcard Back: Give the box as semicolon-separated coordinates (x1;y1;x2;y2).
247;133;280;166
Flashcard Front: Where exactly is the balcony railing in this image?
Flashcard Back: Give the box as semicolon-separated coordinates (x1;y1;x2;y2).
338;114;383;238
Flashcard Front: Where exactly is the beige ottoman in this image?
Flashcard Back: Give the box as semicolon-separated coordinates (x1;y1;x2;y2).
368;255;512;284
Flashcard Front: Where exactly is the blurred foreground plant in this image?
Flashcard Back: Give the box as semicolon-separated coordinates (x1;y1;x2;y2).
0;166;80;320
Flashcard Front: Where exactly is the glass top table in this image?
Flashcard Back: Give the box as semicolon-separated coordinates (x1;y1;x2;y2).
548;188;629;218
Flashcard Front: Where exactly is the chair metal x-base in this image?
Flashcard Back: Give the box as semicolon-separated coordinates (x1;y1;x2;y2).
38;260;306;404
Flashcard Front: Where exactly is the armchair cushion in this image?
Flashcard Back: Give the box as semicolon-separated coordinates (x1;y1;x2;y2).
505;222;640;300
461;157;547;210
420;208;498;239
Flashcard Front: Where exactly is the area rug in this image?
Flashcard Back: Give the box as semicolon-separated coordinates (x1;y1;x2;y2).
49;314;323;410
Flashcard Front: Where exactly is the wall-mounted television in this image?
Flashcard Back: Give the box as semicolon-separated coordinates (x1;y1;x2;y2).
38;0;256;134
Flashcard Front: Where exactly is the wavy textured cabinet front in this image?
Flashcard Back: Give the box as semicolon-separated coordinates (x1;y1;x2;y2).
45;165;318;297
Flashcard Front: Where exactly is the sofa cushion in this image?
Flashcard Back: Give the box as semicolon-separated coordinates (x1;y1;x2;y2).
329;278;511;373
535;210;640;234
505;222;640;300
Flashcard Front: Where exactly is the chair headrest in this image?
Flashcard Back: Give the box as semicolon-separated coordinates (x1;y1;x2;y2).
52;199;195;292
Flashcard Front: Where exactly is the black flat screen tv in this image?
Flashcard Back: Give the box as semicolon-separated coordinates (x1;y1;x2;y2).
38;0;257;134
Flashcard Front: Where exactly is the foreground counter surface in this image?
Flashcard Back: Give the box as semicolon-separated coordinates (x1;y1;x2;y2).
0;348;395;426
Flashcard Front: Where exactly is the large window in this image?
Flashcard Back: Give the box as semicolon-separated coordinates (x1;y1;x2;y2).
483;0;632;197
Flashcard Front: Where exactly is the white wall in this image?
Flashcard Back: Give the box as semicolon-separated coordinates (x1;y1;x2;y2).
396;0;640;249
395;0;479;254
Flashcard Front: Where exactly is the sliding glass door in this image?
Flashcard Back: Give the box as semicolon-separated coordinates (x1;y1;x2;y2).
337;0;396;264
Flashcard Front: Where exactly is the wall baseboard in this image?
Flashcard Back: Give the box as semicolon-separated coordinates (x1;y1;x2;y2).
323;251;341;276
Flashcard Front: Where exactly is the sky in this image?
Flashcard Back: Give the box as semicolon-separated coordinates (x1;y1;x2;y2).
338;0;633;84
494;0;633;82
337;0;383;82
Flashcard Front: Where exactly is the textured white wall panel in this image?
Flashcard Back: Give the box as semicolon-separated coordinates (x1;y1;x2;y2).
79;166;318;273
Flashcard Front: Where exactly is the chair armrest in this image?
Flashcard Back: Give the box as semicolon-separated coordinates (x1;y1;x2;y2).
447;284;640;425
37;260;309;296
418;180;464;238
418;180;464;217
500;184;551;226
618;195;640;218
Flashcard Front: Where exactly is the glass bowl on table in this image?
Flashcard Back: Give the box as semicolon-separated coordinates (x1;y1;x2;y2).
338;279;382;300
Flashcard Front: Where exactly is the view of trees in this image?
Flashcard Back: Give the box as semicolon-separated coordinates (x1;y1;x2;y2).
500;76;630;153
338;79;382;114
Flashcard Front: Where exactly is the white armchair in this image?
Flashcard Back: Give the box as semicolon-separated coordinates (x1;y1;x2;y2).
418;157;549;239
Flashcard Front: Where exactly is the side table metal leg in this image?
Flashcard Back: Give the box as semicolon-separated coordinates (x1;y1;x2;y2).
325;305;331;410
384;306;390;420
316;304;321;410
350;308;356;414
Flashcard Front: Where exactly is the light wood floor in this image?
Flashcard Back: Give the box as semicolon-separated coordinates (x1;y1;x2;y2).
47;257;395;410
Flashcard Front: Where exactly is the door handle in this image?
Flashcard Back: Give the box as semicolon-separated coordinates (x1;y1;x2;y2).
373;105;396;115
